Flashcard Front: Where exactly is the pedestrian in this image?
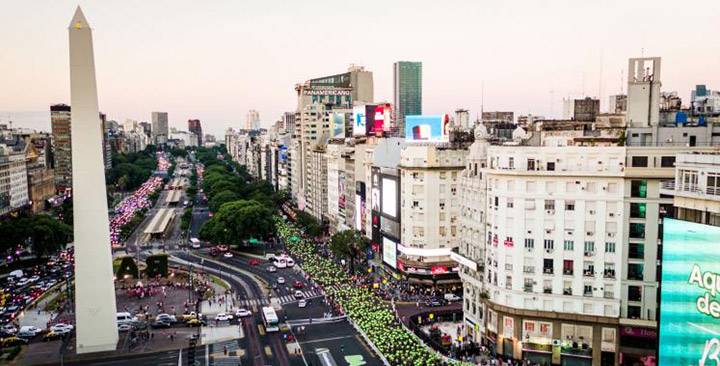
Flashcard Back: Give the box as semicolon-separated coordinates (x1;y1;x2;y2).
224;345;228;355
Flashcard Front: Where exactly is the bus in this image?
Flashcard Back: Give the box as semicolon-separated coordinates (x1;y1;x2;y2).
315;348;338;366
273;257;287;269
261;306;279;332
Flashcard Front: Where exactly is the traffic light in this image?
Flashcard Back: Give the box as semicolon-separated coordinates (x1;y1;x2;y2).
188;337;197;365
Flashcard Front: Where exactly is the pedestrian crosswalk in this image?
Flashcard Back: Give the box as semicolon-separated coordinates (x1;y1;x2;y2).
211;339;243;365
233;289;324;307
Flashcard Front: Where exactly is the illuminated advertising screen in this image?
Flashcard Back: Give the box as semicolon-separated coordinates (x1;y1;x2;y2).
279;146;288;163
353;106;366;136
381;177;397;218
357;182;366;233
405;114;451;142
383;237;397;269
330;113;346;138
659;219;720;366
338;173;346;210
371;104;392;133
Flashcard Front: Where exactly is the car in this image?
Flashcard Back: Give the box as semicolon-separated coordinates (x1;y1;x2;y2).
151;320;172;329
298;299;307;308
223;252;233;258
29;275;40;282
271;282;278;290
425;298;448;307
443;293;462;302
235;309;251;318
18;326;41;336
155;314;177;323
16;330;37;339
277;277;286;284
43;331;65;342
210;248;219;256
249;260;259;266
217;245;228;252
293;281;304;289
286;258;295;267
294;290;304;299
2;336;29;346
50;323;74;334
117;323;132;332
186;319;206;327
214;313;233;321
208;212;214;217
1;324;17;334
266;266;277;273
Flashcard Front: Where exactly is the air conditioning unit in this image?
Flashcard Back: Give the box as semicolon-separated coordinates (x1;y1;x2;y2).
552;339;561;346
589;210;595;214
609;213;615;217
527;230;532;234
587;231;594;236
546;249;552;254
545;230;552;234
546;210;555;214
608;233;615;238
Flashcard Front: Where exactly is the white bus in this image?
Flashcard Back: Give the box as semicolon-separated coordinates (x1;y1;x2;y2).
261;306;279;332
273;257;287;269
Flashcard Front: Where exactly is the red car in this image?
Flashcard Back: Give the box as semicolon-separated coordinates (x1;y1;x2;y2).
293;281;304;289
249;260;259;266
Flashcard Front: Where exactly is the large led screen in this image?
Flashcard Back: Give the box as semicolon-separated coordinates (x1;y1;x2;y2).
330;113;346;138
383;237;397;269
659;219;720;366
371;104;392;133
381;177;397;218
353;106;367;136
405;115;450;142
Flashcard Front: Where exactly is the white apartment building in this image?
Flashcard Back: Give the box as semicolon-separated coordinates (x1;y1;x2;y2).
398;144;467;287
326;143;342;232
659;152;720;226
305;145;328;222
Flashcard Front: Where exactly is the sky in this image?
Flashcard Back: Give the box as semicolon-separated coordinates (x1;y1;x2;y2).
2;0;720;138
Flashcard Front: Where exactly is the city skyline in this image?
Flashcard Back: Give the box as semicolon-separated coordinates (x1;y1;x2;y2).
2;0;720;137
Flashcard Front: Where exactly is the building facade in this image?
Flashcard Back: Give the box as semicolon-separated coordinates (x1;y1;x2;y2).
51;104;72;193
151;111;169;145
393;61;422;135
188;119;203;146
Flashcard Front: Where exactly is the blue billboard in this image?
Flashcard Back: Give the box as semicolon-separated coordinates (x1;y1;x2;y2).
659;219;720;366
405;115;450;141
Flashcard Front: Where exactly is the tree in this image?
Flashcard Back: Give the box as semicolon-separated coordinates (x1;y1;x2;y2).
209;190;241;212
329;230;368;274
296;211;322;237
199;200;275;247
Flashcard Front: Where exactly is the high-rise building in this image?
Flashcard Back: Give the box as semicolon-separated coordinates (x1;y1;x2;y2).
188;119;203;146
100;112;111;170
151;111;169;145
247;110;260;130
51;104;72;193
393;61;422;135
0;136;29;216
283;112;296;135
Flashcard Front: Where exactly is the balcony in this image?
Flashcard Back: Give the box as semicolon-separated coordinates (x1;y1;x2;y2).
563;269;574;276
523;266;535;274
660;179;720;199
543;268;554;275
563;288;572;295
604;269;616;279
524;285;533;293
543;287;552;294
583;269;595;277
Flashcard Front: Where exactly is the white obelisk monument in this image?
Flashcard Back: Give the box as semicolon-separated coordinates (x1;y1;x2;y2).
69;6;119;353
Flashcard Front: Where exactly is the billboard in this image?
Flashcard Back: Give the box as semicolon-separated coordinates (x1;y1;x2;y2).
338;172;346;211
371;167;381;212
383;237;397;269
353;106;367;136
405;114;451;142
659;219;720;366
381;176;398;219
356;182;366;233
371;104;392;133
330;113;346;138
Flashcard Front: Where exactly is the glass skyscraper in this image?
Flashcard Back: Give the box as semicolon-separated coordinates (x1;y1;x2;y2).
393;61;422;135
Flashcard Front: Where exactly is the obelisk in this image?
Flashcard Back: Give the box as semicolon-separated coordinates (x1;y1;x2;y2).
69;6;119;353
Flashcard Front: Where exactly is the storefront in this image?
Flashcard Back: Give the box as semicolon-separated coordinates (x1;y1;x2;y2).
521;343;553;365
619;326;657;366
560;351;592;366
486;331;498;356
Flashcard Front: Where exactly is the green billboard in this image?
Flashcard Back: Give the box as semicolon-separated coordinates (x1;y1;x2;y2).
659;218;720;366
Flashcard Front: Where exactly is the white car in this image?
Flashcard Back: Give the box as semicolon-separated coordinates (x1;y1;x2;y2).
223;252;233;258
155;313;177;323
298;299;307;308
294;290;304;299
29;275;40;282
266;266;277;273
1;324;17;334
277;277;285;284
214;312;234;321
50;323;74;335
19;325;42;336
443;293;462;302
285;258;295;267
117;323;132;332
235;309;251;318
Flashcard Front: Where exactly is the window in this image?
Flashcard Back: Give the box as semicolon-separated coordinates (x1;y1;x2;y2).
544;200;555;211
525;199;536;210
494;197;499;207
565;201;575;211
544;280;552;293
564;240;574;251
630;203;646;218
507;198;514;208
547;162;556;171
629;243;644;259
628;286;642;302
527;159;536;171
631;180;647;198
629;223;646;239
584;241;595;253
708;174;720;195
661;156;676;168
525;238;535;249
628;263;644;281
631;156;649;167
440;172;446;179
509;157;515;169
524;278;533;292
544;239;554;250
563;260;574;275
628;305;642;319
605;242;616;253
506;276;512;290
527;181;536;192
583;261;595;276
543;259;554;274
584;285;593;297
604;263;616;278
563;282;572;295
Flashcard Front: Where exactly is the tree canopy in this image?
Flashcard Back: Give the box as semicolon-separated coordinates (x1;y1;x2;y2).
329;230;368;274
0;214;72;259
199;200;276;247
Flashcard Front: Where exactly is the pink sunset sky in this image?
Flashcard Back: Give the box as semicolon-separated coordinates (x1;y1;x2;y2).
1;0;719;137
